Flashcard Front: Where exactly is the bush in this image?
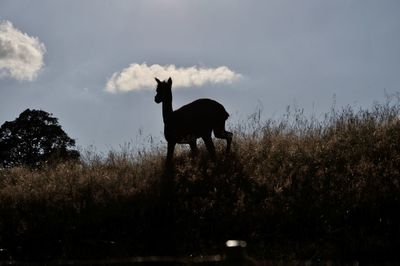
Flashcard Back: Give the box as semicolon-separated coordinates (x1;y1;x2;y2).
0;109;79;168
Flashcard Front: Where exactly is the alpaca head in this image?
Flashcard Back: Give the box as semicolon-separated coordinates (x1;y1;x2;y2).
154;77;172;104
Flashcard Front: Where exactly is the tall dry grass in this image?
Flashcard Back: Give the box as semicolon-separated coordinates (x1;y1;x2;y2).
1;97;400;261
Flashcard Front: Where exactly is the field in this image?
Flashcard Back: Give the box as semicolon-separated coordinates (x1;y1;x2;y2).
1;98;400;262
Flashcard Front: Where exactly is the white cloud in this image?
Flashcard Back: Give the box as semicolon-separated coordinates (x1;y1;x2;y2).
0;20;46;81
106;63;242;93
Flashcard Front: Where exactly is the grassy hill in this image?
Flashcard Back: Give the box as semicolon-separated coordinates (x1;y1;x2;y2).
1;98;400;261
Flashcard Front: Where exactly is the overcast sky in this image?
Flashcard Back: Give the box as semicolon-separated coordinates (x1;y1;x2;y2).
1;0;399;152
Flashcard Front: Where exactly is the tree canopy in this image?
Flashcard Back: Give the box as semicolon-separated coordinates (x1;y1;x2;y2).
0;109;79;168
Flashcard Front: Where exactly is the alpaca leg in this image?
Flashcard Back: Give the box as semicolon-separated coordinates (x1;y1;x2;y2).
189;140;198;157
167;142;175;161
225;131;233;152
202;135;215;158
213;123;233;153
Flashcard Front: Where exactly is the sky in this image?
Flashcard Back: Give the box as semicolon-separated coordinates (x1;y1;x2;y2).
1;0;400;152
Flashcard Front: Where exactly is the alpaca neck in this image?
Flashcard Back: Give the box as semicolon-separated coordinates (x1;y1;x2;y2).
162;99;173;123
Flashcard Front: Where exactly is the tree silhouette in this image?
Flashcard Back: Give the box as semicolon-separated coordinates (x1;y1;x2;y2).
0;109;79;168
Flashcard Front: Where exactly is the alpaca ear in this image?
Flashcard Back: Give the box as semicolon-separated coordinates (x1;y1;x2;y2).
155;77;161;84
167;77;172;85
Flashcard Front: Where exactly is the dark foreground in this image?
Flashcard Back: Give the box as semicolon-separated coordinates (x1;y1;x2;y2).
1;101;400;263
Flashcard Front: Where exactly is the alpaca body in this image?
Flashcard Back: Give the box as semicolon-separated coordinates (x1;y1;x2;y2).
164;98;229;144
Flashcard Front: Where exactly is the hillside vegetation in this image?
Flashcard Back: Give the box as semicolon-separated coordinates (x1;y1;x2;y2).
1;98;400;261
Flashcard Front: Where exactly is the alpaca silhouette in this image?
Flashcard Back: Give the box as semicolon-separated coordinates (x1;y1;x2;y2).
154;77;232;161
